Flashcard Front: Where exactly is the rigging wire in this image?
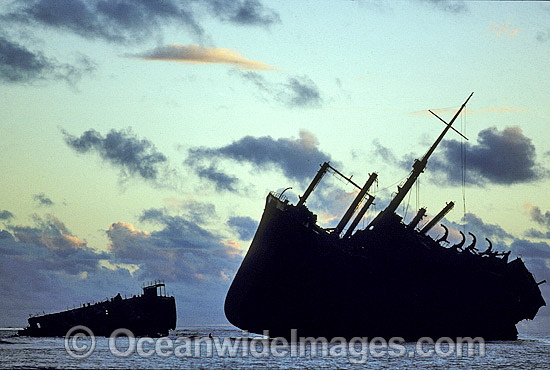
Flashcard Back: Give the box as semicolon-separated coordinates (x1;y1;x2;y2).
461;107;467;233
404;180;413;220
378;174;409;192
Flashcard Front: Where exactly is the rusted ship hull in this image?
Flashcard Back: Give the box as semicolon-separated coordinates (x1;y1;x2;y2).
225;193;545;340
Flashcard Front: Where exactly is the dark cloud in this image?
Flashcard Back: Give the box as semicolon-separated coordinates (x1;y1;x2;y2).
33;192;54;207
459;212;513;240
525;229;550;239
186;130;333;189
6;0;203;43
285;76;323;107
5;0;279;45
204;0;280;26
63;128;172;186
181;200;217;225
227;216;258;240
0;34;95;84
511;239;550;260
107;208;241;283
524;204;550;239
0;35;50;82
419;0;468;13
371;139;398;164
0;210;14;221
528;204;550;229
524;228;550;239
5;214;107;275
195;164;239;192
439;212;513;254
429;126;544;186
237;71;323;108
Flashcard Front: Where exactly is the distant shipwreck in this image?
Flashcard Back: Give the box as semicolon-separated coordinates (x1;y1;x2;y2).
225;93;546;340
19;281;176;337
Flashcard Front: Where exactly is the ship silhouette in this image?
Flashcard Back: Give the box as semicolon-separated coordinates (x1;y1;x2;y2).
225;93;546;340
19;281;176;337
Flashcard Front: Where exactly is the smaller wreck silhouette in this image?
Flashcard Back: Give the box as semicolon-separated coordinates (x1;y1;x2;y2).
19;281;176;337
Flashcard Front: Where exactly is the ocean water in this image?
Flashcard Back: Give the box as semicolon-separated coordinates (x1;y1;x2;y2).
1;326;549;369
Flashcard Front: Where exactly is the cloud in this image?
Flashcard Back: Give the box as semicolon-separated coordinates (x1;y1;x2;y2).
524;229;550;239
33;192;54;207
195;164;239;192
0;34;95;84
186;130;333;189
371;139;398;163
457;213;513;241
5;0;279;44
6;0;203;43
63;128;173;186
527;204;550;229
105;209;241;282
162;198;217;225
237;71;323;108
489;22;520;38
130;43;276;70
511;239;550;260
205;0;281;26
0;210;14;221
285;76;323;107
227;216;258;240
429;126;545;186
6;214;107;275
418;0;468;13
524;204;550;239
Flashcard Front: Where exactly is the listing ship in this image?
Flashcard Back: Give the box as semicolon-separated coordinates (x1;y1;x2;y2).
225;93;546;340
19;281;176;337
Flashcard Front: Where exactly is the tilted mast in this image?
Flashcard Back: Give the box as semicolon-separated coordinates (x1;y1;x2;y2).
369;92;473;227
420;201;455;234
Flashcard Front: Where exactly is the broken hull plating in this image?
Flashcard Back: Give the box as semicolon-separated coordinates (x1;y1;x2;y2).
225;194;546;340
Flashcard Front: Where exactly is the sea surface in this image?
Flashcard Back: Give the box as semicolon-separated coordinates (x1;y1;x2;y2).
1;326;549;369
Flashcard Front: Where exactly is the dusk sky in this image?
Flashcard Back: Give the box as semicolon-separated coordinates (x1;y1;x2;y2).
1;0;549;332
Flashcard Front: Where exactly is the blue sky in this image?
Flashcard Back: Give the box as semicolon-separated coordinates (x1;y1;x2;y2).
1;0;549;332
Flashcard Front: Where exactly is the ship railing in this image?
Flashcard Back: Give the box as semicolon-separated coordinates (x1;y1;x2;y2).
270;191;288;203
143;279;166;288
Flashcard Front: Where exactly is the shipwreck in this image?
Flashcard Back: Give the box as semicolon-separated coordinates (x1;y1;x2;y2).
19;281;176;337
225;93;546;340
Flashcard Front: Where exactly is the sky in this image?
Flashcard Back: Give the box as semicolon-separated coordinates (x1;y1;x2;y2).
1;0;550;334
